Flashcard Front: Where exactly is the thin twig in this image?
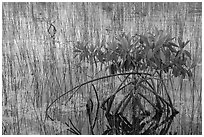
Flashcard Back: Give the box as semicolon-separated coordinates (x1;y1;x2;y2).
46;72;150;121
91;84;100;129
68;118;81;135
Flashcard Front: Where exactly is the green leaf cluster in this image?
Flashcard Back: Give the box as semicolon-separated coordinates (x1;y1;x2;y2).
74;29;194;78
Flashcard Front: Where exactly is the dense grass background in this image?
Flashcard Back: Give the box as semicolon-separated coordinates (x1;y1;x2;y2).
2;2;202;134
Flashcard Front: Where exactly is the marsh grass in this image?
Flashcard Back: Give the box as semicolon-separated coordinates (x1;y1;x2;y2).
2;2;202;135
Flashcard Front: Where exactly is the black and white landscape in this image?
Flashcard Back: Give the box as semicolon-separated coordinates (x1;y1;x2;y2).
2;2;202;135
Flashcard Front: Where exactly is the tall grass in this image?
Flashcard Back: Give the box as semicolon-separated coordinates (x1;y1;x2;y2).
2;2;202;134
